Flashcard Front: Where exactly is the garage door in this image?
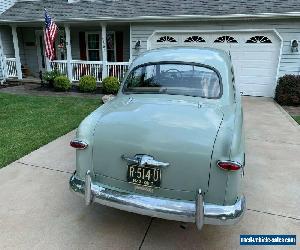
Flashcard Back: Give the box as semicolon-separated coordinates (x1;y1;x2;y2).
149;32;281;97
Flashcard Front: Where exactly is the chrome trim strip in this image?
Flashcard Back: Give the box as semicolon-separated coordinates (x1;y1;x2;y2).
69;172;245;228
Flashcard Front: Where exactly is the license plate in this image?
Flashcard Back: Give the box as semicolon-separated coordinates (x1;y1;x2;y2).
127;165;161;188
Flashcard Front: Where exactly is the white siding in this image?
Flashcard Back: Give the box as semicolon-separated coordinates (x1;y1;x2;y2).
131;19;300;77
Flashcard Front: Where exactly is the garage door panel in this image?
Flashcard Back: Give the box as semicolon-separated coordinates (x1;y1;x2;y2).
231;52;275;60
150;32;281;97
239;76;274;84
234;61;275;69
241;84;275;97
239;68;275;77
232;47;278;52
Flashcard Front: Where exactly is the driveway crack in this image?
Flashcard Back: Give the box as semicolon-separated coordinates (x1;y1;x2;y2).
16;161;73;174
246;137;300;146
247;208;300;221
138;218;153;250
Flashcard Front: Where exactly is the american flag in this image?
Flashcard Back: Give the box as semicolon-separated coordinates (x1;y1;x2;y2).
44;9;58;60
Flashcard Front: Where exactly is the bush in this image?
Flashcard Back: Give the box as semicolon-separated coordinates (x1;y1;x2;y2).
53;75;71;91
275;75;300;106
102;76;120;94
42;70;62;87
79;75;97;92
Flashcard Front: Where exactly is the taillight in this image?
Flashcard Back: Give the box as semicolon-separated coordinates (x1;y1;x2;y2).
70;140;88;149
217;161;242;171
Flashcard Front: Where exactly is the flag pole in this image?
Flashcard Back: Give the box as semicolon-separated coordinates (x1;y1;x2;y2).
43;8;50;71
43;8;58;71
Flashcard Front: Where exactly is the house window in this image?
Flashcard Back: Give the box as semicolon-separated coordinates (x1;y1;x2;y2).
246;36;272;44
184;36;205;43
156;35;177;43
107;31;116;62
214;36;238;43
86;33;100;61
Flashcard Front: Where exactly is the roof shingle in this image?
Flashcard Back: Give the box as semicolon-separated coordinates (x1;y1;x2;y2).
1;0;300;22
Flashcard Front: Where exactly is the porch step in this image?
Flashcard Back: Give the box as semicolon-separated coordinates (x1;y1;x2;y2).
6;77;41;84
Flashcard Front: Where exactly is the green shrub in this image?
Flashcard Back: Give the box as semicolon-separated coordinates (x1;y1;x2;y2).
53;75;71;91
275;75;300;106
42;70;62;87
102;76;120;94
79;75;97;92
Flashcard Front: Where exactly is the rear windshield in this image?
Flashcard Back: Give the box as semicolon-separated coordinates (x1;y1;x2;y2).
123;63;221;98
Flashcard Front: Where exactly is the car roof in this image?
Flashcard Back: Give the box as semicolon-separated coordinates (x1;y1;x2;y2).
127;47;234;104
130;47;232;71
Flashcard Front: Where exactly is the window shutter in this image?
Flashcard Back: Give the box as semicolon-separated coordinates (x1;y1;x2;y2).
116;31;123;62
79;32;87;60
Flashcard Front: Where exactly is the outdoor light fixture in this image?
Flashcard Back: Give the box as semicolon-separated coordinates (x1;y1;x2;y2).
291;39;299;52
134;40;141;49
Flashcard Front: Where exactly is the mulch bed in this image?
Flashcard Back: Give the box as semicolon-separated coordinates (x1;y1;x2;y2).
282;106;300;116
0;83;104;99
0;82;23;89
38;85;104;94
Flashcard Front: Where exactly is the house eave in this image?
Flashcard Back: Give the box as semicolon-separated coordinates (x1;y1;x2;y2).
2;12;300;24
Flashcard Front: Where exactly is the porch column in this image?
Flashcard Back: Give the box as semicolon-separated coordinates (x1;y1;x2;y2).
64;24;72;81
0;31;7;79
101;23;108;79
11;25;22;80
129;23;133;62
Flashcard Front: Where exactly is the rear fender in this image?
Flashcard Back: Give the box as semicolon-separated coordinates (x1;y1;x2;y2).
206;104;244;205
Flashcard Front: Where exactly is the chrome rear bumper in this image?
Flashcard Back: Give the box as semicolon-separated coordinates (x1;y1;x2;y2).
69;171;245;230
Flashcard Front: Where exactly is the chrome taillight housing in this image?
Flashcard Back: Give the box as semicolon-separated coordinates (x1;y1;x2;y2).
217;160;242;171
70;139;88;149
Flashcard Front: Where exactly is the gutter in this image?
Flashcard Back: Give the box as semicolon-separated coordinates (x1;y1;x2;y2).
2;12;300;24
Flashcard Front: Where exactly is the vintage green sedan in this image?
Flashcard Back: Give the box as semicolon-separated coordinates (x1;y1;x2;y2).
69;47;246;230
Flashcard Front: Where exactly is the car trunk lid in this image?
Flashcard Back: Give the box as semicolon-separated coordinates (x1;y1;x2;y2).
92;96;223;193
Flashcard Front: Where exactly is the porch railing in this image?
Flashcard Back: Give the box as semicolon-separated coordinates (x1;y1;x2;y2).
107;62;130;80
5;58;17;78
50;60;130;83
1;58;130;82
71;60;103;82
50;60;67;75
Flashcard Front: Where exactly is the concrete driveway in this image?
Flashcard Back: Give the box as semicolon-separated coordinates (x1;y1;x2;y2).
0;97;299;250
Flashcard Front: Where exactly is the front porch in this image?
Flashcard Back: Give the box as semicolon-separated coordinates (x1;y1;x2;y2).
50;60;130;83
0;23;132;83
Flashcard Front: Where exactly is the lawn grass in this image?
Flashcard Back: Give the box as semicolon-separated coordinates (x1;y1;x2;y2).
0;93;100;168
293;116;300;124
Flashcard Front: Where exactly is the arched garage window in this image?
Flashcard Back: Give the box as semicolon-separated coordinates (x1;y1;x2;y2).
184;36;206;43
156;36;177;43
246;36;272;43
214;36;238;43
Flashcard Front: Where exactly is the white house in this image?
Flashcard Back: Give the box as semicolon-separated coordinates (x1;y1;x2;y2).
0;0;17;81
0;0;300;97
